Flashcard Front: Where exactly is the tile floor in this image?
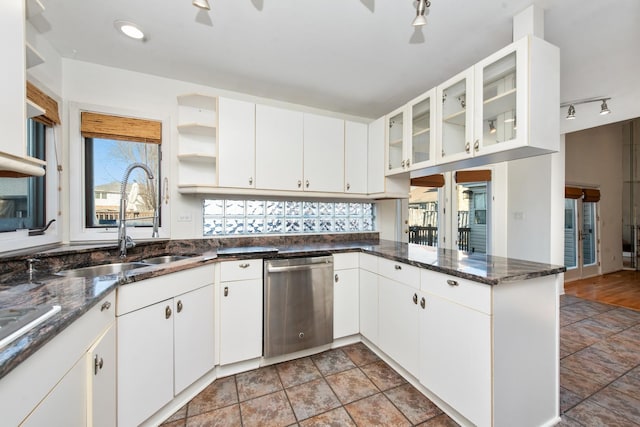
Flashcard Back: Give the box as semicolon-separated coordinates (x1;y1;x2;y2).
161;295;640;427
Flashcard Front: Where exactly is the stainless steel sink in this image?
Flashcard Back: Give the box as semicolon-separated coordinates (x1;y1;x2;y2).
0;305;61;348
140;255;192;264
56;262;149;278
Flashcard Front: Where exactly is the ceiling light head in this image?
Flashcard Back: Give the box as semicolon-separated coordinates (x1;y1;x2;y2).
193;0;210;10
489;120;496;134
566;104;576;120
114;20;145;40
413;0;431;27
600;99;611;115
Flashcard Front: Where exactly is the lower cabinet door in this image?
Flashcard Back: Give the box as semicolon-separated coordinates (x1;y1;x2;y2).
378;277;420;377
21;354;87;427
359;269;379;346
333;268;359;339
174;285;215;394
117;300;174;427
219;279;262;364
420;293;492;426
88;324;116;427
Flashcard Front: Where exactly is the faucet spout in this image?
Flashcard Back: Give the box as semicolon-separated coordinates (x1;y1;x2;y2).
119;163;155;258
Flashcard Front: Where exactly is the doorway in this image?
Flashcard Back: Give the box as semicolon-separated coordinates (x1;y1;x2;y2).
564;197;600;281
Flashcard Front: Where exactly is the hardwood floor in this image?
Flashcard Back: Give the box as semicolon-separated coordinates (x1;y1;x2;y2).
564;270;640;311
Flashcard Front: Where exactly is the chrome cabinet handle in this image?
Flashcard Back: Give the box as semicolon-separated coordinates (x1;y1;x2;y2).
94;355;104;375
406;158;410;168
441;149;445;157
447;279;459;287
389;163;392;170
394;264;402;270
465;142;470;153
165;305;172;319
412;293;418;304
420;297;426;309
305;180;310;188
335;273;339;283
177;300;183;313
474;140;479;152
401;160;405;168
224;286;229;297
101;301;112;311
249;177;253;185
239;263;250;269
298;180;302;188
346;183;350;191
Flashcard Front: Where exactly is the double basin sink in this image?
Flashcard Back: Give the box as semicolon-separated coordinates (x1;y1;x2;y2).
0;255;193;349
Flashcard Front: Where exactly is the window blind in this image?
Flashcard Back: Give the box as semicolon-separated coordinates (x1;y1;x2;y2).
455;170;492;183
26;81;60;126
80;112;161;144
411;174;445;188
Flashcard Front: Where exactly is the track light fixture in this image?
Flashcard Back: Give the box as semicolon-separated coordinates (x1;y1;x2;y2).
561;97;611;120
193;0;210;10
413;0;431;27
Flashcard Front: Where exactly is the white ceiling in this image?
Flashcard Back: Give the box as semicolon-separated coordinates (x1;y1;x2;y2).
36;0;639;120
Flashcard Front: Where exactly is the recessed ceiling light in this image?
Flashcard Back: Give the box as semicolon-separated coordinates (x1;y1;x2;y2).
114;20;145;40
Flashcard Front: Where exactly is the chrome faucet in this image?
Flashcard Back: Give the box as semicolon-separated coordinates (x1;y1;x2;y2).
118;163;158;258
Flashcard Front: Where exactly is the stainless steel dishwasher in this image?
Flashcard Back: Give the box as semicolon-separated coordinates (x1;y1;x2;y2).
264;254;333;358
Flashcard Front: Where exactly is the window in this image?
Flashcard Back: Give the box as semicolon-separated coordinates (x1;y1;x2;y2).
0;119;46;233
203;200;375;235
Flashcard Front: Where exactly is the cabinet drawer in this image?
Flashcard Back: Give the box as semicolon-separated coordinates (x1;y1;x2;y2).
220;259;263;281
421;270;491;314
359;253;378;273
378;258;420;289
333;252;359;270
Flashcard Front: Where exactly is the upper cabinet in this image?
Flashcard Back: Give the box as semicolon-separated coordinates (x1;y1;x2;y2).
218;98;256;189
386;106;406;175
255;104;304;192
344;121;368;194
303;113;345;193
436;69;474;163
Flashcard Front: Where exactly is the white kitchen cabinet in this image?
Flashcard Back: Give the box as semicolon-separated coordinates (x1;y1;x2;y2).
436;68;475;163
218;97;256;189
117;299;174;427
174;284;215;394
358;268;379;346
116;265;215;426
386;105;407;175
419;290;492;427
176;94;218;188
87;324;116;427
219;259;263;365
344;121;368;194
368;116;410;197
333;253;359;339
303;113;345;193
255;104;304;191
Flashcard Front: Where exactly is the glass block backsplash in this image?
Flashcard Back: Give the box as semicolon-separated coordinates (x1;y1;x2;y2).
203;199;375;236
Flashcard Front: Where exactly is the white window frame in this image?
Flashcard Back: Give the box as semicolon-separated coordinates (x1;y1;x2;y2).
68;102;170;243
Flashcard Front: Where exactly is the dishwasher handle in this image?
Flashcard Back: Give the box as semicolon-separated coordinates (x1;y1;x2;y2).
266;263;331;273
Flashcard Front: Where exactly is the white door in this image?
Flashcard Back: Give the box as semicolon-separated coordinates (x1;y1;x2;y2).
218;98;256;189
117;301;174;427
565;199;600;280
358;269;379;346
333;268;359;339
303;113;344;192
344;121;368;194
174;285;215;394
219;279;263;365
88;324;116;427
378;277;420;377
255;104;303;191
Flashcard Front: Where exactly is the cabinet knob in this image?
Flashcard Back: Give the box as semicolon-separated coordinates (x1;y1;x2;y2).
447;279;459;287
249;177;253;185
298;180;302;188
420;297;426;309
305;179;310;188
394;264;402;270
165;305;172;319
239;263;250;269
346;183;351;191
401;160;405;168
224;286;229;297
412;293;418;304
100;301;112;311
465;142;471;153
335;273;339;283
177;300;183;313
389;163;392;170
94;355;104;375
406;158;411;168
474;140;479;152
441;149;445;157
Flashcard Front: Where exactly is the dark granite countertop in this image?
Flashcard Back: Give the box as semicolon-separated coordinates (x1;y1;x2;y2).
0;238;564;380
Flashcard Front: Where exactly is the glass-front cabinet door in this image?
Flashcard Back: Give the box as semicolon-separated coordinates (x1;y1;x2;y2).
436;68;474;163
409;89;436;170
474;37;527;154
386;106;406;175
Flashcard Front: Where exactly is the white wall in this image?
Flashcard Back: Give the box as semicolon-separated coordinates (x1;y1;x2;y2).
565;122;624;274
